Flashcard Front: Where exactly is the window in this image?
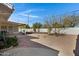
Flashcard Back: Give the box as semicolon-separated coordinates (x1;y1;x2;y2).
1;26;7;31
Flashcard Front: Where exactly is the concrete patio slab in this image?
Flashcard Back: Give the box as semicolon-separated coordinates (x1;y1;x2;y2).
2;47;58;56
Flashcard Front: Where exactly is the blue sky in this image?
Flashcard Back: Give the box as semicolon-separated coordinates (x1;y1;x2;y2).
9;3;79;26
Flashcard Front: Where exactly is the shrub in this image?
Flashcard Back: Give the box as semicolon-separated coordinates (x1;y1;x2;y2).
47;27;52;34
5;36;18;48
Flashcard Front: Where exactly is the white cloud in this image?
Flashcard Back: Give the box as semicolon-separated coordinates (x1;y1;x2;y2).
17;9;45;18
23;9;45;13
24;9;33;13
18;9;44;15
20;14;39;18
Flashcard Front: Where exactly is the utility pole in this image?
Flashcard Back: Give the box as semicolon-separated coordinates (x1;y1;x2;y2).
28;13;30;26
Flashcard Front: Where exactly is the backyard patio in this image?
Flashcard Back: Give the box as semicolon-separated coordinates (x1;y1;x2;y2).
0;33;59;56
1;32;77;56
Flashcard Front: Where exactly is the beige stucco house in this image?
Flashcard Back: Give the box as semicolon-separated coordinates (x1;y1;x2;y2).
0;3;20;33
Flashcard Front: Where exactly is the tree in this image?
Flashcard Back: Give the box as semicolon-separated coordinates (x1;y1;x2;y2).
43;20;52;34
63;16;75;27
43;15;79;35
71;15;79;27
43;16;56;34
32;22;42;32
26;24;30;28
52;22;63;34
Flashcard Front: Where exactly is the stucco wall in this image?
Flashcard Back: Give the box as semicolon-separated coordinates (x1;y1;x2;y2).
19;28;79;35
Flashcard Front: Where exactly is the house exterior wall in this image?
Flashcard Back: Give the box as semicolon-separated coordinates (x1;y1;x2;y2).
0;3;19;33
0;24;18;33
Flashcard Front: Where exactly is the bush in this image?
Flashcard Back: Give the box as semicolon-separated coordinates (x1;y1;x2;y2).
0;31;7;49
47;27;52;34
5;36;18;48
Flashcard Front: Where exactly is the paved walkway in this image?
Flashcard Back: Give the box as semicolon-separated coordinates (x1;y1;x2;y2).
1;33;77;56
17;34;52;48
3;48;58;56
